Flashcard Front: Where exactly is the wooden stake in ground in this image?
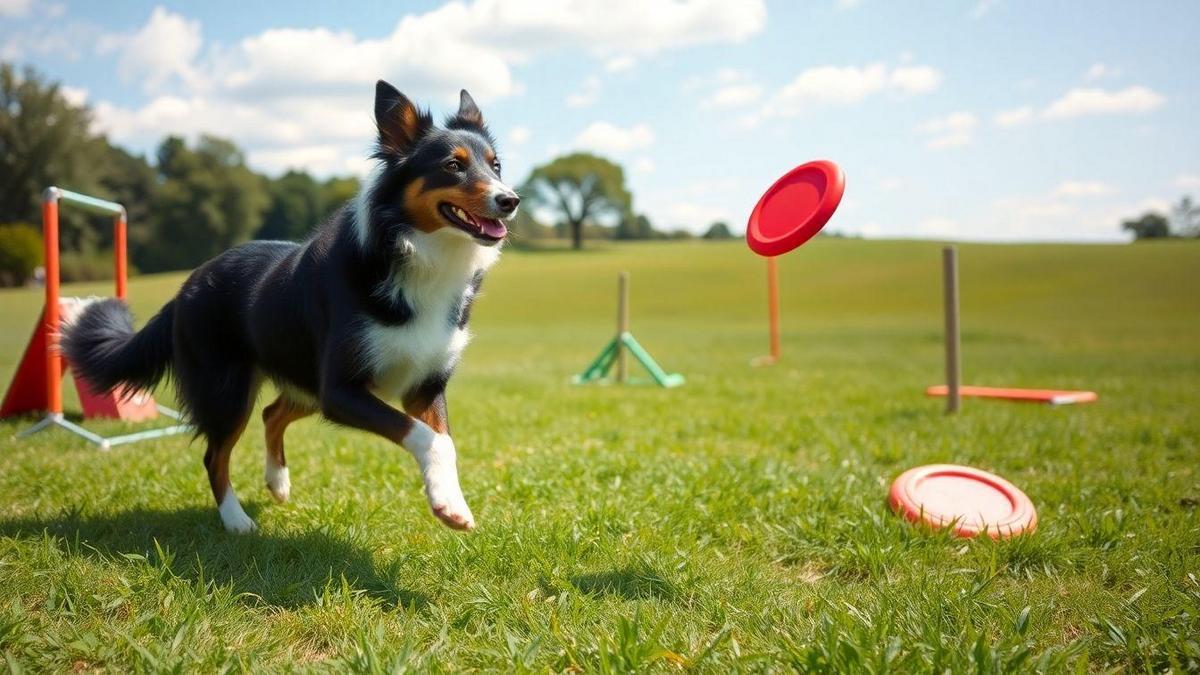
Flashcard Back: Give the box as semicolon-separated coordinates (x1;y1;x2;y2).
943;245;961;414
616;272;629;383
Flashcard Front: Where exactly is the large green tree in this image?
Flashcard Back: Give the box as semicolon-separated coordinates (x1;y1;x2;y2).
0;63;108;251
1171;196;1199;237
257;170;324;241
320;175;360;222
1121;212;1170;240
141;135;269;271
522;152;631;250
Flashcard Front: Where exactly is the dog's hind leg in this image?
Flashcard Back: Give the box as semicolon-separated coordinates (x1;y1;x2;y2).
187;366;260;533
262;395;315;503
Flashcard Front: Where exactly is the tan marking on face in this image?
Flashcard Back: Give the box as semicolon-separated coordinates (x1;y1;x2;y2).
404;176;496;233
452;147;470;164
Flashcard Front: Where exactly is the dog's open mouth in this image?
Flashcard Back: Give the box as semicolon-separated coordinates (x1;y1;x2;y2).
439;203;507;242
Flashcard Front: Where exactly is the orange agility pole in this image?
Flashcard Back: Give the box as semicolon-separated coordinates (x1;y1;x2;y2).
750;256;782;366
1;187;190;449
926;385;1098;406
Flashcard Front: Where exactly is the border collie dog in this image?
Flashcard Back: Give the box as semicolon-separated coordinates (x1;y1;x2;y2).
63;81;518;533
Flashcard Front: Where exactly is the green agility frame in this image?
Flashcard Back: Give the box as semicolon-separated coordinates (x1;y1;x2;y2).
572;331;684;387
572;272;684;388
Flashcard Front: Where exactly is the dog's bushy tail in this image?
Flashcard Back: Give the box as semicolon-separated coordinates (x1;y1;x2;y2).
62;299;174;394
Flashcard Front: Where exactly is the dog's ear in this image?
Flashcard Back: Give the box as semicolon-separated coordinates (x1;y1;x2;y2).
453;89;485;128
375;80;430;155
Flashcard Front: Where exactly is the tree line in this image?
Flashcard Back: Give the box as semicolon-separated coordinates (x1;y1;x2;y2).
0;63;730;286
1121;197;1200;240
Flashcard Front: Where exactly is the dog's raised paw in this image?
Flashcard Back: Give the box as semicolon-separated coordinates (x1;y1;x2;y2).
431;502;475;531
265;465;291;503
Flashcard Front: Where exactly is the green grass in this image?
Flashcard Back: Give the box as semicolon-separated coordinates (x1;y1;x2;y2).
1;238;1198;672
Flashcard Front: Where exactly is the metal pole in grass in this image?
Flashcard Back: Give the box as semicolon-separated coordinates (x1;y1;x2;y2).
943;245;961;414
616;272;629;383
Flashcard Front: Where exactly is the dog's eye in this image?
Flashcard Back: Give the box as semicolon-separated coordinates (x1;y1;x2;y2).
444;160;464;173
492;160;502;174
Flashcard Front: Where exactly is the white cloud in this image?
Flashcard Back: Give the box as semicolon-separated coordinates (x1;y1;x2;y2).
778;63;888;105
889;65;942;94
709;82;764;108
633;157;655;173
89;1;764;178
99;7;202;93
0;0;32;17
507;126;531;146
994;105;1034;127
917;111;978;149
566;77;601;108
1174;174;1200;191
59;86;88;107
1042;86;1165;120
751;61;941;121
573;121;655;156
604;55;637;73
1083;63;1119;81
1055;180;1116;197
994;85;1165;130
660;202;731;231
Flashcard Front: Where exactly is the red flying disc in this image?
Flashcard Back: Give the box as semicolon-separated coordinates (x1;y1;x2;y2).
746;159;845;257
889;464;1037;538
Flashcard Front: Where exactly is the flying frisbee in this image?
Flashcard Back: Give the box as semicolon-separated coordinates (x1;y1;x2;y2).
746;159;845;257
889;464;1037;538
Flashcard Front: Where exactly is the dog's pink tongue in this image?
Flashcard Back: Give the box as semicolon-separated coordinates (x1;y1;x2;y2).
480;218;507;239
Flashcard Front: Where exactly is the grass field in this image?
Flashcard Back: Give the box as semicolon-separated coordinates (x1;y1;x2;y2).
1;238;1198;672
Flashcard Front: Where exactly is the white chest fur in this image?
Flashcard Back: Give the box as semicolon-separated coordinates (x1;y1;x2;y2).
361;229;499;400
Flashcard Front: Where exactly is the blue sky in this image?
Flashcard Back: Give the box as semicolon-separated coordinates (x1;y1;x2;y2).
3;0;1198;241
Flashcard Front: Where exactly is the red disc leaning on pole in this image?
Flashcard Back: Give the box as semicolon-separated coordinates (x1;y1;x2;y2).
746;159;845;257
889;464;1037;538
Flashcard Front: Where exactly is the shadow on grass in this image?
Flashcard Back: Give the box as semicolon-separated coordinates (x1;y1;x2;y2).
569;564;676;601
0;505;428;612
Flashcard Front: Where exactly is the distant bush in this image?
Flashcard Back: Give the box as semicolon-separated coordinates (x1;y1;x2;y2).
60;249;132;283
702;221;734;240
0;223;43;287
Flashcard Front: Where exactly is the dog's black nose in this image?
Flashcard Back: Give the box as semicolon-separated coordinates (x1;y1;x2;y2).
495;193;520;214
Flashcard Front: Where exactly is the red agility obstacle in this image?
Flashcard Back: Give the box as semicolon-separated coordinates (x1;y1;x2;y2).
1;187;190;449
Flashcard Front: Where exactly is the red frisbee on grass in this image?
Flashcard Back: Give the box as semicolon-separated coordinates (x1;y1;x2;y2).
889;464;1037;538
746;159;845;257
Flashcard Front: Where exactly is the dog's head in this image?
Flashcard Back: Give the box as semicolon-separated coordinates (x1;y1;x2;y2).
366;80;518;248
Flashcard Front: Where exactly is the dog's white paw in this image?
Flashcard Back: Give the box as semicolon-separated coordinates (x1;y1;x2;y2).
427;484;475;531
219;492;257;533
265;465;291;503
409;431;475;531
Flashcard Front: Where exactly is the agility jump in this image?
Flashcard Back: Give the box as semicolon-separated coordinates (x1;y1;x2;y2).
0;187;190;449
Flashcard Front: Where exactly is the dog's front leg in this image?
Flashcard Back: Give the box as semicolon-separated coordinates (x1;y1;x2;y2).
402;378;474;531
320;382;475;530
